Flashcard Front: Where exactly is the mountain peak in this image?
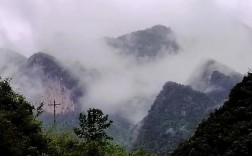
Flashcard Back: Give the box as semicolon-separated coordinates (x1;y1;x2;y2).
26;52;80;90
188;59;242;91
133;81;216;154
150;25;171;32
162;81;183;89
22;52;85;114
27;52;55;66
106;25;179;58
187;59;243;103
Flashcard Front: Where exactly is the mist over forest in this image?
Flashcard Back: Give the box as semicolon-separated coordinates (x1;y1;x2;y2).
0;0;252;155
1;0;252;122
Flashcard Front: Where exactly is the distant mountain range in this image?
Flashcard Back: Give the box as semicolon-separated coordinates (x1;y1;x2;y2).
0;25;245;153
132;59;243;155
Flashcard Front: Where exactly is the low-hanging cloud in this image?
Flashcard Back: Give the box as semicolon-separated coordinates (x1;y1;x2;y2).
0;0;252;123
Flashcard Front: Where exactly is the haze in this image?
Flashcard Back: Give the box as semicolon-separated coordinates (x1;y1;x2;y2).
0;0;252;122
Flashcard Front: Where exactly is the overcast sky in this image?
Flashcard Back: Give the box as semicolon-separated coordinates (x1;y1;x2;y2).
0;0;251;57
1;0;252;122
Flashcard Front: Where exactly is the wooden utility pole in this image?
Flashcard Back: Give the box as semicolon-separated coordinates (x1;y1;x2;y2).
48;100;60;126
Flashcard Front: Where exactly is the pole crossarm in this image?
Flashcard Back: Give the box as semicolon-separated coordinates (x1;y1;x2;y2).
48;100;61;126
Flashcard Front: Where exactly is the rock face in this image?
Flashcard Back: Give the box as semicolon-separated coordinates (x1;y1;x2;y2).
0;51;85;114
188;59;243;103
172;73;252;156
106;25;179;58
21;52;84;114
133;82;217;155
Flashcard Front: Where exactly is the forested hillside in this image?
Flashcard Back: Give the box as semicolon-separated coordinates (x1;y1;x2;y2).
0;0;252;155
133;82;217;155
0;78;154;156
172;72;252;155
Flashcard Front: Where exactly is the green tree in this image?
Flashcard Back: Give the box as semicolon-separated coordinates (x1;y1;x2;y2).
0;78;47;155
74;108;113;142
74;108;113;156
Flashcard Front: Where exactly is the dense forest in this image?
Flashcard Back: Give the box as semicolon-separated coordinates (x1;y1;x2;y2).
2;72;252;155
0;78;155;156
0;0;251;155
0;66;251;156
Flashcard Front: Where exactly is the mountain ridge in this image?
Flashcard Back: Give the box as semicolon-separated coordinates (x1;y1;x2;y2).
133;81;217;155
106;25;179;58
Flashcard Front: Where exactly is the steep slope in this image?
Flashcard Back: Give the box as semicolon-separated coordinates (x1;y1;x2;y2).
133;82;216;155
106;25;179;58
172;73;252;156
20;52;84;113
188;59;243;103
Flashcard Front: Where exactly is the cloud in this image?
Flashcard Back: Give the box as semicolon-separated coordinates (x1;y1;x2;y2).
0;0;252;123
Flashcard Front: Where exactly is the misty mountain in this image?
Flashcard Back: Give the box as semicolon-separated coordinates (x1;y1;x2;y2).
133;82;217;155
172;73;252;156
0;49;26;78
15;52;84;114
0;51;133;146
132;59;243;155
106;25;179;58
26;53;134;147
188;59;243;103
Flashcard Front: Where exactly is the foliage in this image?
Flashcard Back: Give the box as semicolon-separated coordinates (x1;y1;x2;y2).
0;78;47;155
73;108;113;155
0;77;152;156
171;72;252;155
130;147;158;156
44;130;129;156
44;131;81;156
74;108;113;142
43;108;151;156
